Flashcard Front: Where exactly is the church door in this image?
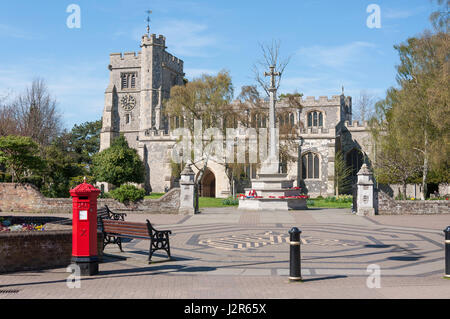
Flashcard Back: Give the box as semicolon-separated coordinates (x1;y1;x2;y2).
200;169;216;198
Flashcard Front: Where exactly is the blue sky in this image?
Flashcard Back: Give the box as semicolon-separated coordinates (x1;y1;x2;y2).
0;0;438;129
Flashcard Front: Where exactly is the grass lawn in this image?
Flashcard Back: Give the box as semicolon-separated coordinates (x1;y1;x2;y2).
144;194;234;208
308;198;352;209
144;193;165;199
199;197;234;208
144;194;352;209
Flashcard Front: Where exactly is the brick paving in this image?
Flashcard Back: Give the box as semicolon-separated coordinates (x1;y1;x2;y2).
0;207;449;298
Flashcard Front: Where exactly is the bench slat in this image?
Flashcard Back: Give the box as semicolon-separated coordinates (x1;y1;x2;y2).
108;233;150;240
103;219;147;229
102;225;147;233
102;221;147;228
104;230;147;235
104;227;148;234
103;227;149;237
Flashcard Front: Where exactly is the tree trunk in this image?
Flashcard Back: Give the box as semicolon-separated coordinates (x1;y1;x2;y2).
421;132;429;200
402;181;407;200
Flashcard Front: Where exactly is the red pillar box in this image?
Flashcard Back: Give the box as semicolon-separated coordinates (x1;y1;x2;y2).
69;180;101;276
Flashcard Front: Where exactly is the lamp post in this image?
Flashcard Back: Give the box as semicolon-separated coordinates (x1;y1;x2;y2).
297;136;304;188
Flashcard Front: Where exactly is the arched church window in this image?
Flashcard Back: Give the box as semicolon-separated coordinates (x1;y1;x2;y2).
301;152;320;179
307;111;323;128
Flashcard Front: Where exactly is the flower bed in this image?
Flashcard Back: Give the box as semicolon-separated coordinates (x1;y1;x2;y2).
0;216;103;274
238;194;309;200
0;217;45;232
0;216;70;232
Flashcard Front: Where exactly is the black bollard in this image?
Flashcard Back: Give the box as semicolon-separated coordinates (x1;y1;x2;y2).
444;226;450;278
289;227;302;281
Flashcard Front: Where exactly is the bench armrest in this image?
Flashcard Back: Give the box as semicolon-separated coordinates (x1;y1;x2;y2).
110;212;127;220
155;229;172;234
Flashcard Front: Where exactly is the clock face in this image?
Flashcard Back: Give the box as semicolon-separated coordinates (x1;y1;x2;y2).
121;94;136;111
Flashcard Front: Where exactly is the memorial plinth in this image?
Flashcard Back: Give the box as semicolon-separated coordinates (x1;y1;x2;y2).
238;65;308;211
239;173;308;210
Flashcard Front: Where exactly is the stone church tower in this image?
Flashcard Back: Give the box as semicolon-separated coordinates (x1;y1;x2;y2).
99;33;184;192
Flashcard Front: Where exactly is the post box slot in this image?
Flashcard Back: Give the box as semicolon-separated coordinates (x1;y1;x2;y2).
79;196;89;200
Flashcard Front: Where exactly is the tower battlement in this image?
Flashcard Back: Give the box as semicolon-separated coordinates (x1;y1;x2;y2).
109;52;141;67
344;120;369;130
141;129;177;141
279;95;344;107
302;95;341;106
162;52;184;72
141;33;166;47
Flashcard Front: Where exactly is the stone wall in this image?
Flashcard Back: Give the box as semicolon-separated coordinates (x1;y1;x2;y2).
0;183;180;214
377;190;450;215
0;230;103;273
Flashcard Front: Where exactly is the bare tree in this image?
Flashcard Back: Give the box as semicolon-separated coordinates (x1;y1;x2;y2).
0;90;21;137
353;90;377;123
9;78;62;145
252;39;292;96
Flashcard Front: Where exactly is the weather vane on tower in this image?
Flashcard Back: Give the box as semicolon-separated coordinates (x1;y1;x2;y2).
146;10;152;35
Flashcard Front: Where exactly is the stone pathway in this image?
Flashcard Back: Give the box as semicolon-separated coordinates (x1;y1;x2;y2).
0;207;449;298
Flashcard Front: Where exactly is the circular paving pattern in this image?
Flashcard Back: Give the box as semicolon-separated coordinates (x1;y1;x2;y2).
198;230;368;251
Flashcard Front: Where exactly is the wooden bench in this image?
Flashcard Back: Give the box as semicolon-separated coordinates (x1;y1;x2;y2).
97;205;128;252
99;219;172;262
97;205;127;223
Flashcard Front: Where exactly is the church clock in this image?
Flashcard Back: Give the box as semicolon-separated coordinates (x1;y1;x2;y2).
121;94;136;111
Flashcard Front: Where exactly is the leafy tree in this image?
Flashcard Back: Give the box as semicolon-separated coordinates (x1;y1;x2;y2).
429;0;449;32
372;125;423;199
39;144;84;197
165;71;235;205
92;135;145;187
371;31;449;199
0;135;45;182
334;151;353;195
54;120;101;166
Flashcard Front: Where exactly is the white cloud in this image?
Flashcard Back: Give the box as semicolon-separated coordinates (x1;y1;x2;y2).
0;24;30;39
128;19;218;58
279;73;385;101
384;7;426;19
296;41;376;69
184;68;219;79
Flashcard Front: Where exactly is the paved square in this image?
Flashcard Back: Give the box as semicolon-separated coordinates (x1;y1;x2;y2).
1;208;449;298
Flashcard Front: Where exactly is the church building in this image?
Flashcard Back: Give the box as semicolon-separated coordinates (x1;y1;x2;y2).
99;31;375;198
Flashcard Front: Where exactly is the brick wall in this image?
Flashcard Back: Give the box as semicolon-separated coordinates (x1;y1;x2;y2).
377;190;450;215
0;230;103;273
0;183;180;214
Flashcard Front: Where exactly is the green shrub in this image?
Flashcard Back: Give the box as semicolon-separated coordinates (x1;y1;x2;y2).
325;196;337;202
222;197;239;206
316;195;324;200
99;192;111;199
109;184;145;203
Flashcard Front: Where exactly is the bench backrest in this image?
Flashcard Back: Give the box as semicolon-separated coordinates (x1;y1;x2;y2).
97;207;109;219
101;219;150;239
